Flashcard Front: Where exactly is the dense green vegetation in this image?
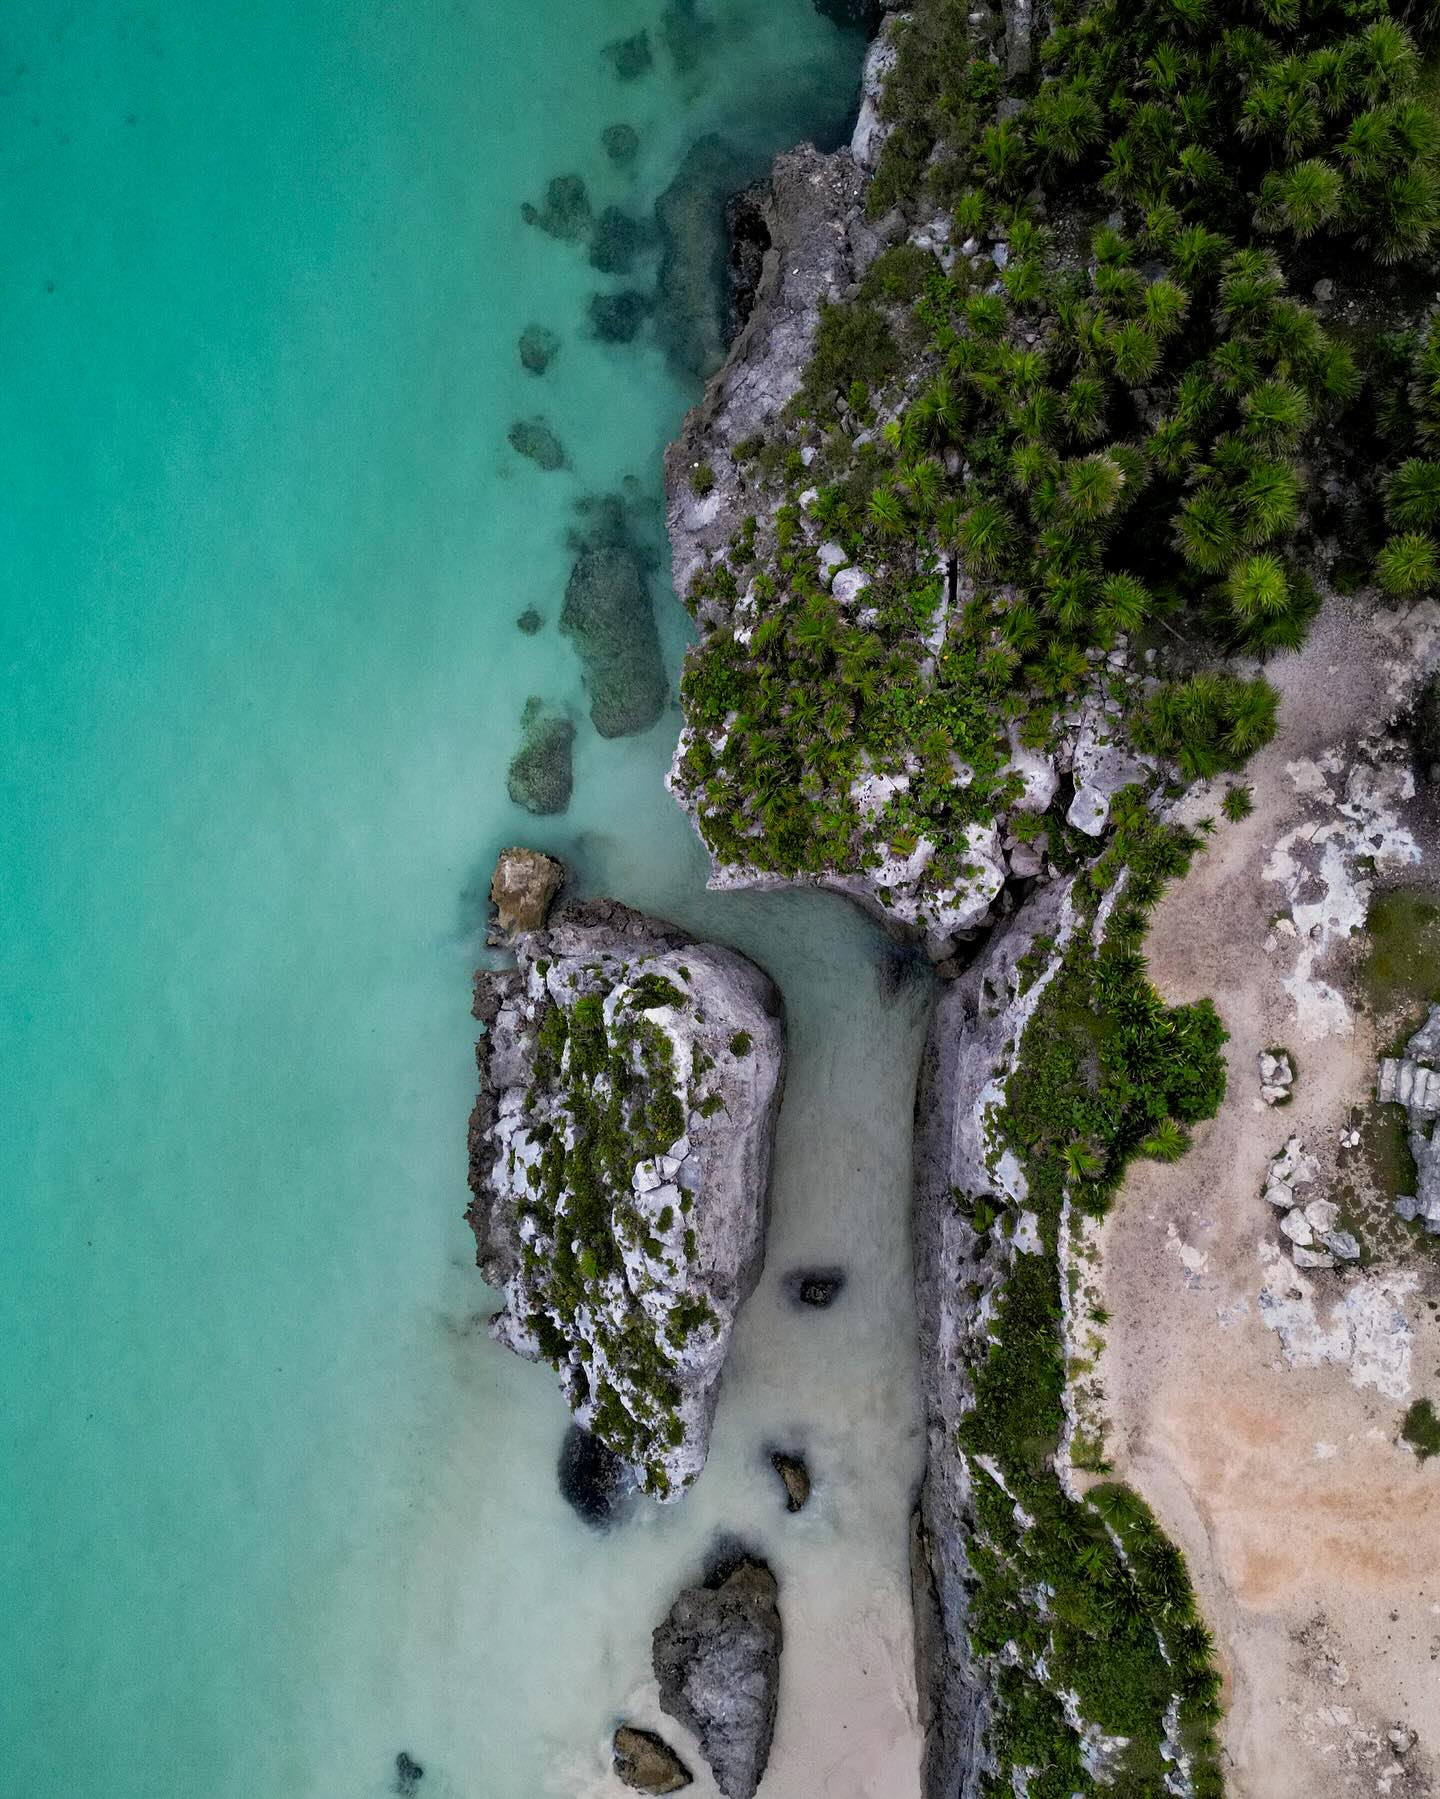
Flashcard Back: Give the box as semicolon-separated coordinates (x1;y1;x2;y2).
1401;1394;1440;1456
675;0;1440;910
962;802;1229;1795
512;961;717;1495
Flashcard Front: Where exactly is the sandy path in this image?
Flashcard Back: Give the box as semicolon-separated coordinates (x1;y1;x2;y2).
1096;601;1440;1797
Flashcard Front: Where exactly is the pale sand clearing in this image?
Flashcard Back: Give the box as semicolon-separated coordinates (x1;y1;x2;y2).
1097;601;1440;1797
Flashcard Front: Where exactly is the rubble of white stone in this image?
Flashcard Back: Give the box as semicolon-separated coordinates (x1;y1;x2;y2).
1377;1004;1440;1235
1259;1048;1295;1106
1262;1136;1359;1269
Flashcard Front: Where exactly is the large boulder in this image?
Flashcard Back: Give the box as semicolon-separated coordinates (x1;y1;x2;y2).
561;545;668;737
488;848;564;937
466;903;786;1498
652;1555;783;1799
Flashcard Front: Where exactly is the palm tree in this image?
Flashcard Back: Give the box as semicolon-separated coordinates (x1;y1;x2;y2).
1378;530;1439;593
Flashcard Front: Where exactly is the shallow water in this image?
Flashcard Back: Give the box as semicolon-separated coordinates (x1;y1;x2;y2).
0;3;926;1796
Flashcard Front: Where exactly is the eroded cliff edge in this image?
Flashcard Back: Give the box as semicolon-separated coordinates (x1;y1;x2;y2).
467;891;784;1499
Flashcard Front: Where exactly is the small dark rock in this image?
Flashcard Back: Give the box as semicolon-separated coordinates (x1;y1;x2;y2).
519;325;561;374
1414;673;1440;784
613;1725;692;1793
557;1423;636;1528
603;123;641;164
604;30;653;79
508;419;568;471
783;1269;846;1309
507;701;575;816
516;608;544;635
561;544;667;737
588;290;652;344
770;1451;811;1513
589;206;649;276
394;1752;424;1795
521;174;592;241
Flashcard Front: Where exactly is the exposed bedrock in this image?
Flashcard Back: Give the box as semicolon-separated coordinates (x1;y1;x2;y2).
652;1552;783;1799
910;879;1079;1799
467;892;785;1498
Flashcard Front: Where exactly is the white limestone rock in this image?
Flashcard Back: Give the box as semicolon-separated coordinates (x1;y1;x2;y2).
467;901;785;1500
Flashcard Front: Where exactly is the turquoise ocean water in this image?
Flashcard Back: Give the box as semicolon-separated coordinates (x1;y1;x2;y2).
1;5;926;1796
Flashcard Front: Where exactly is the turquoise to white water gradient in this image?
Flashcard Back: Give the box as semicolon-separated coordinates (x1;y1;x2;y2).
1;4;927;1796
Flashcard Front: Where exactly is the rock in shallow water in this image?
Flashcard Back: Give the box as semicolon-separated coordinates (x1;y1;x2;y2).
769;1450;810;1512
654;134;759;381
604;30;653;80
508;419;568;471
521;174;592;240
518;325;560;375
603;123;640;164
488;847;564;937
653;1555;782;1799
613;1725;692;1793
557;1423;636;1529
393;1751;423;1794
507;701;575;816
589;289;652;344
782;1268;846;1309
561;545;667;737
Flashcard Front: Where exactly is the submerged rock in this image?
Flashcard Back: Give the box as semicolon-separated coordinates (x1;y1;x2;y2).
516;607;544;635
813;0;886;27
661;0;718;73
654;134;759;381
613;1726;693;1794
394;1752;424;1794
604;30;653;79
589;289;653;344
506;701;575;816
521;174;593;241
782;1268;846;1309
653;1554;782;1799
769;1450;811;1512
589;206;649;276
557;1423;637;1529
561;545;667;737
488;847;564;937
467;904;786;1496
518;325;561;375
508;419;568;471
603;123;641;164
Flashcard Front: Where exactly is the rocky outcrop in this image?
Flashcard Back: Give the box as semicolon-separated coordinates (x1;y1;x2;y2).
910;879;1080;1799
653;1554;783;1799
488;847;564;937
557;1423;637;1529
1379;1005;1440;1234
467;901;785;1498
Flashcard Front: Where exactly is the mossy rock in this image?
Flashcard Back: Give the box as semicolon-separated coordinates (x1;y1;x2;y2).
507;703;576;815
508;419;568;471
602;123;640;164
561;545;667;737
589;206;649;277
604;30;652;80
661;0;717;74
518;325;561;375
521;174;592;241
589;290;652;344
